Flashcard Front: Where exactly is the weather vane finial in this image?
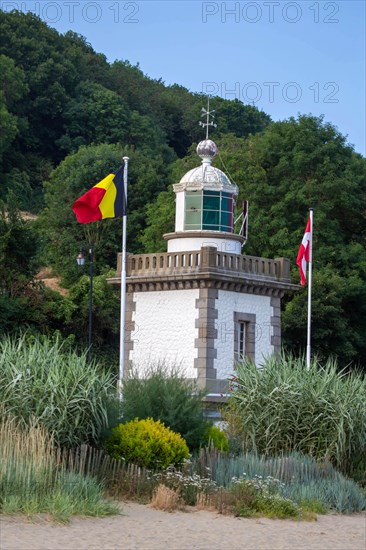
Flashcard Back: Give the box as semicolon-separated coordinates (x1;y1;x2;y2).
198;97;217;139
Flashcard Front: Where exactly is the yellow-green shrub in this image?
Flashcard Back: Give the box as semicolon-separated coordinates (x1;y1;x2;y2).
105;418;189;470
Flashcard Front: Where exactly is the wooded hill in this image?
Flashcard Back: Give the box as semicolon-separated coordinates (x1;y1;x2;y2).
1;10;365;368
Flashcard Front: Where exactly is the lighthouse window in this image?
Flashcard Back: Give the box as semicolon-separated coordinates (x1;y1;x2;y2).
234;312;256;363
185;193;202;210
202;190;233;232
238;322;246;360
185;191;202;230
203;191;220;210
203;206;220;230
202;190;220;231
184;190;234;232
222;194;232;212
221;211;232;228
221;192;233;232
234;321;248;363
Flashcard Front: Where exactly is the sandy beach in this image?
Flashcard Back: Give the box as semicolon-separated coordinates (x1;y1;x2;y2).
1;502;365;550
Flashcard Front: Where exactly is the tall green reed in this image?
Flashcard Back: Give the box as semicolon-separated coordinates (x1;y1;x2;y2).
225;354;366;480
0;333;116;447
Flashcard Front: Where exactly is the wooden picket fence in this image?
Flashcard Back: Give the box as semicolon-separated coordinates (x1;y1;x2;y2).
58;444;153;499
193;446;337;486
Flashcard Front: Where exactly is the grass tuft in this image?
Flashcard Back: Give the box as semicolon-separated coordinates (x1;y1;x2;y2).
150;484;180;512
0;415;119;523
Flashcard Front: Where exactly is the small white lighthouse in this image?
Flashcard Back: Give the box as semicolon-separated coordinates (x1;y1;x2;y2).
109;118;297;401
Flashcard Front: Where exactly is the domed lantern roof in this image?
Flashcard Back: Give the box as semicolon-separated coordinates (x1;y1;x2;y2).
177;139;238;194
178;139;238;196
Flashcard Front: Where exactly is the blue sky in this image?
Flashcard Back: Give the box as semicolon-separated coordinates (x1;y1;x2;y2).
6;0;366;154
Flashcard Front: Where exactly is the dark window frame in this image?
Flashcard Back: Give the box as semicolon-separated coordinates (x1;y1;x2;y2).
233;312;256;363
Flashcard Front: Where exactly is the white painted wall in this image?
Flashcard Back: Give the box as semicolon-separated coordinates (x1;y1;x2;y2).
130;289;199;377
215;290;273;379
175;192;184;231
167;236;241;254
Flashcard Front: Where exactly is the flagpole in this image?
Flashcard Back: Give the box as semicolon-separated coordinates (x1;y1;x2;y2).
119;156;129;399
306;208;314;371
87;241;94;364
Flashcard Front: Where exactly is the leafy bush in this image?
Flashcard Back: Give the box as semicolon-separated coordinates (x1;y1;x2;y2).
224;355;366;479
0;416;118;523
251;492;301;519
105;418;190;470
0;333;116;447
206;425;229;452
120;364;209;449
230;477;301;518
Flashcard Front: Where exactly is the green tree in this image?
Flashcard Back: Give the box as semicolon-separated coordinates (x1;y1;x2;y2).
139;188;175;252
0;196;39;284
213;98;271;139
57;81;130;153
68;272;120;350
0;54;28;163
0;195;46;333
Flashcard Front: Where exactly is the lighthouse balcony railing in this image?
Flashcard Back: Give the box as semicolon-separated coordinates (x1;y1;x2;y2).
117;246;290;283
122;251;201;274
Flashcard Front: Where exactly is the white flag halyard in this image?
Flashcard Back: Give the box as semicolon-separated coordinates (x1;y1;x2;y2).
119;156;130;399
296;210;313;370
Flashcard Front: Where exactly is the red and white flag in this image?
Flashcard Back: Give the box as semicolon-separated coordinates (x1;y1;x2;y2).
296;217;311;285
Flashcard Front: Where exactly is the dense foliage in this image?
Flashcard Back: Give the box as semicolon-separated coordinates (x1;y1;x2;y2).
0;197;42;332
105;418;190;470
0;191;121;361
224;355;366;481
119;365;209;450
206;426;229;452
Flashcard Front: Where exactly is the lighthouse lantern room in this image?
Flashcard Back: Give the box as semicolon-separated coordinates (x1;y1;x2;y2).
165;138;244;255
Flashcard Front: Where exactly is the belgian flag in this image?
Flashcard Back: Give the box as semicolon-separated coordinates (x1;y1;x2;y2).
72;166;126;224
